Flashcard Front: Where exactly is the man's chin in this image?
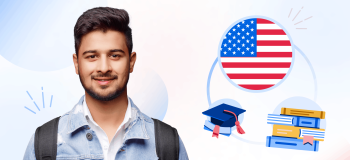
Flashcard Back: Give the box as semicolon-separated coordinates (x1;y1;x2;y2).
86;89;123;101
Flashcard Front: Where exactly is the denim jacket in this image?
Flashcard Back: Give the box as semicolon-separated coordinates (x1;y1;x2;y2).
23;96;189;160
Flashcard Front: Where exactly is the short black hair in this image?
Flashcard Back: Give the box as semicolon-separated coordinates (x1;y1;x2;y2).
74;7;132;56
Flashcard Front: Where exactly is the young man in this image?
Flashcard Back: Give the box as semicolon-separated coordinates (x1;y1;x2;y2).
24;7;188;160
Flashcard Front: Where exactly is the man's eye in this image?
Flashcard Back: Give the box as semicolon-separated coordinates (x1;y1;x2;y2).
111;54;120;58
88;55;96;58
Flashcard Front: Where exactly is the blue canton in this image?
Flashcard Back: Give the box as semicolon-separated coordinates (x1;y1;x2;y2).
221;18;257;57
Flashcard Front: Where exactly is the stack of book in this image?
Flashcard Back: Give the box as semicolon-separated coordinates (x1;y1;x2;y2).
266;107;326;152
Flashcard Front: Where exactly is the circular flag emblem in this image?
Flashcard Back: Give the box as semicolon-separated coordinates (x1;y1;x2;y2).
218;17;294;91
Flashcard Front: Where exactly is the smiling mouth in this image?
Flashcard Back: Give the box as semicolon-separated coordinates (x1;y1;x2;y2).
94;79;114;85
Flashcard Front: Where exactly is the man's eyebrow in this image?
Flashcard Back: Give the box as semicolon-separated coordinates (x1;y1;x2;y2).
82;49;125;55
110;49;125;54
82;50;97;55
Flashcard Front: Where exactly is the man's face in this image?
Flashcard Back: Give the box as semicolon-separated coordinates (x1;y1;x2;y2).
73;30;136;101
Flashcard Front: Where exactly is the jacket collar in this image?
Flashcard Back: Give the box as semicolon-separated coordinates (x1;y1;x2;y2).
66;95;150;140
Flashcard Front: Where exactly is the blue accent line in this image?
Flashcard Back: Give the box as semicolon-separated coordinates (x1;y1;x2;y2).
26;91;33;100
41;86;43;90
301;121;312;124
33;101;40;111
311;136;325;139
275;142;297;146
296;117;299;126
315;141;319;151
267;122;293;126
267;122;291;125
266;136;271;147
302;136;324;139
302;131;325;135
41;92;45;108
50;95;53;107
42;92;45;108
316;118;320;128
206;57;218;106
24;106;36;114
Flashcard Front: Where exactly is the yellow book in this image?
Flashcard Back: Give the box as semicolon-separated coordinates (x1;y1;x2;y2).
272;125;325;141
281;107;326;119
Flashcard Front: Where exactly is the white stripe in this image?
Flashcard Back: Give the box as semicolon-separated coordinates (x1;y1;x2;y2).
257;46;292;52
301;134;325;139
267;121;291;124
231;79;281;84
268;119;293;122
267;120;292;123
268;116;293;120
301;130;325;134
268;114;293;119
221;57;292;62
257;35;290;40
267;117;293;120
257;24;281;29
224;68;289;73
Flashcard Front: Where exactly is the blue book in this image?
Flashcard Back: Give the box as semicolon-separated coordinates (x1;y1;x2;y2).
267;114;321;128
266;136;319;152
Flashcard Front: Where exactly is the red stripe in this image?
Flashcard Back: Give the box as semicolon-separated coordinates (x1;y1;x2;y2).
239;84;275;90
257;52;292;57
257;29;286;35
257;40;291;46
257;18;274;24
222;62;291;68
227;74;286;79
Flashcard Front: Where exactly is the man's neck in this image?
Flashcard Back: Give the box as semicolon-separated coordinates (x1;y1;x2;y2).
85;89;128;142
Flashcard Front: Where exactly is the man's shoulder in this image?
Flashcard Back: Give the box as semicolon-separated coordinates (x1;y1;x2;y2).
57;111;70;133
136;109;177;129
137;110;154;124
138;110;177;132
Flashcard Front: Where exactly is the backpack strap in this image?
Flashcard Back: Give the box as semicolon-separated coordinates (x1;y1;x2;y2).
34;116;60;160
152;118;179;160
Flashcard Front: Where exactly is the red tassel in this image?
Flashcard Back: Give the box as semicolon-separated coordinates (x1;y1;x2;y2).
212;125;220;138
235;121;245;134
224;110;246;134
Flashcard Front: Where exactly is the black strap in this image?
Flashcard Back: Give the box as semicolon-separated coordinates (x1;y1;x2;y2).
34;117;60;160
152;118;179;160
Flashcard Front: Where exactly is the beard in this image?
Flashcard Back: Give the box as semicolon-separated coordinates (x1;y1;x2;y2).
78;68;129;101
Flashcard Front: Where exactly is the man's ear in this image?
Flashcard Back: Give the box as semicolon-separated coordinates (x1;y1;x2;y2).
73;53;79;75
129;52;136;73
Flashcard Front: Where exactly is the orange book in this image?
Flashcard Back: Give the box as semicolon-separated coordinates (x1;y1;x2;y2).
281;108;325;119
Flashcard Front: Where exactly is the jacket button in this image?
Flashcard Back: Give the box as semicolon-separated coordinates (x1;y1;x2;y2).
86;133;93;141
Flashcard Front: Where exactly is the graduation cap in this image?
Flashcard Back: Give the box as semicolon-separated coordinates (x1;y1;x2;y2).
202;103;246;138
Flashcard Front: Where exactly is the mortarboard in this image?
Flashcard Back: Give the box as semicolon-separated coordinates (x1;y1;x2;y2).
202;103;246;138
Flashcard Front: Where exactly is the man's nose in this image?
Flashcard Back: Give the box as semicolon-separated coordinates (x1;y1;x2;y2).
97;55;111;73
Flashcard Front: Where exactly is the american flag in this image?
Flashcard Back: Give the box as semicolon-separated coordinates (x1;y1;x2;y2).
220;18;292;90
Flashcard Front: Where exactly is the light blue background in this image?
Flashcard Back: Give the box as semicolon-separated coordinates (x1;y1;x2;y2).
0;0;350;159
0;0;108;71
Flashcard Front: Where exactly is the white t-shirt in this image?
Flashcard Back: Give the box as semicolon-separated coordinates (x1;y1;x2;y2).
82;95;132;160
